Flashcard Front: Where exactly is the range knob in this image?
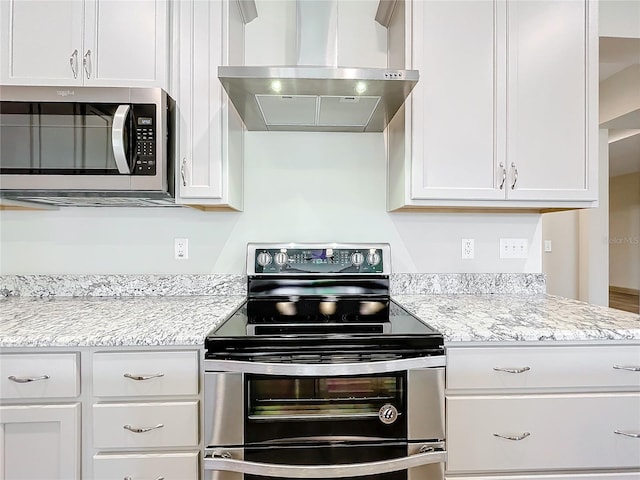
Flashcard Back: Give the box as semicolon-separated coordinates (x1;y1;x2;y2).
256;252;272;267
351;252;365;266
367;251;381;266
274;252;288;266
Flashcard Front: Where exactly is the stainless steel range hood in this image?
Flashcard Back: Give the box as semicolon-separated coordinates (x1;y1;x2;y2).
219;0;418;133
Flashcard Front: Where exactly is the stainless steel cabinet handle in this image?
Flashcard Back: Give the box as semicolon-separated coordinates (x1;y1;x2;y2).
69;49;78;78
613;365;640;372
493;367;531;374
493;432;531;441
511;162;518;189
123;423;164;433
181;158;188;187
499;162;506;190
83;49;92;79
8;375;50;383
123;373;165;381
112;105;132;174
614;430;640;438
205;449;446;478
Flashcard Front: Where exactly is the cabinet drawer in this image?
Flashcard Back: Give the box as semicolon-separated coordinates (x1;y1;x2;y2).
0;353;79;399
93;452;198;480
447;345;640;391
447;393;640;472
93;350;198;397
445;473;640;480
93;401;198;449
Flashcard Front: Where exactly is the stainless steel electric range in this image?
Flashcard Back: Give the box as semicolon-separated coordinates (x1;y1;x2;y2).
203;243;446;480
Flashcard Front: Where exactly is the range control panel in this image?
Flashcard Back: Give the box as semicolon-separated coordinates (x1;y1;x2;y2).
249;244;389;275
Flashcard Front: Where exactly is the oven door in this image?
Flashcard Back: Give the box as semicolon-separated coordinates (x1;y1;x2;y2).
204;360;445;480
204;442;445;480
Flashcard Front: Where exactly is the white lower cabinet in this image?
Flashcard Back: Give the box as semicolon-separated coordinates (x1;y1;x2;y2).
0;403;81;480
93;451;199;480
91;349;201;479
0;352;81;480
93;401;199;449
447;393;640;472
445;343;640;480
446;474;640;480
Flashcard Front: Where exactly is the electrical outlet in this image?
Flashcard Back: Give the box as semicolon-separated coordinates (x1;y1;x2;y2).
461;238;474;259
499;238;528;259
174;238;188;260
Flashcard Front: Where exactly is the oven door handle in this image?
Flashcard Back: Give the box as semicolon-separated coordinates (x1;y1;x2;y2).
205;355;445;376
204;449;446;478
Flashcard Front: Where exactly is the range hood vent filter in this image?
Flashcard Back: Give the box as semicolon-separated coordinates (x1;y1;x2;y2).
256;94;381;128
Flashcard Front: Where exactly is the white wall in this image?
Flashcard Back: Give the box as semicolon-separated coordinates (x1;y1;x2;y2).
600;0;640;38
609;171;640;290
0;132;542;274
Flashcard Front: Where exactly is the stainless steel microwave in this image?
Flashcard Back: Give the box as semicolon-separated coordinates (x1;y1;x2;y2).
0;86;175;207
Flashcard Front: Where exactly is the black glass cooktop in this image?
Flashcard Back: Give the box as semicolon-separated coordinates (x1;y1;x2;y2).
205;243;443;362
205;298;443;361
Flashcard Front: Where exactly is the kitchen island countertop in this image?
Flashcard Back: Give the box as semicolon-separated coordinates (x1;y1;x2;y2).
1;294;638;348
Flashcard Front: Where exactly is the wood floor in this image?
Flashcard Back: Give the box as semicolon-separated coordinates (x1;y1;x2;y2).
609;287;640;314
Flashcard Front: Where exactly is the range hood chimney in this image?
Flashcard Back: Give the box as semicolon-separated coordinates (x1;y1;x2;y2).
219;0;418;133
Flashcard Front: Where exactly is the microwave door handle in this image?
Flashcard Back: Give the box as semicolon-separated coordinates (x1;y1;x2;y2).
204;449;446;478
112;104;132;174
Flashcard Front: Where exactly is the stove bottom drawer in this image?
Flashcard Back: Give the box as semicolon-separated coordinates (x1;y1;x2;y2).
204;443;445;480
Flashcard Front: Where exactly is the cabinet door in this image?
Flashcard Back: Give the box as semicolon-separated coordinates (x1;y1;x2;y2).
0;403;80;480
83;0;168;87
447;393;640;473
93;452;199;480
0;0;83;85
175;0;243;208
410;0;505;201
505;0;597;202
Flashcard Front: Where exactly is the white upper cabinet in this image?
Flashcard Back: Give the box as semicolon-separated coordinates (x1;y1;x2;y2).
174;0;244;209
0;0;168;88
387;0;598;211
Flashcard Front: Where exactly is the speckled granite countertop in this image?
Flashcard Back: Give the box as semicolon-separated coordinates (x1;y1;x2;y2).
1;293;638;348
395;294;640;343
0;274;638;348
0;295;246;347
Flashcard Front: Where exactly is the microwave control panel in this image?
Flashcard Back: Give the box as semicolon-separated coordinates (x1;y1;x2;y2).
133;105;156;175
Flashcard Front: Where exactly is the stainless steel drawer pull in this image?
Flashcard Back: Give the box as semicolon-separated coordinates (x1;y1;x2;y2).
493;432;531;441
614;430;640;438
613;365;640;372
123;373;165;381
8;375;50;383
493;367;531;374
123;423;164;433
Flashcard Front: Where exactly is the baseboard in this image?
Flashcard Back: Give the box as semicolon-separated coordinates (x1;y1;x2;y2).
609;285;640;296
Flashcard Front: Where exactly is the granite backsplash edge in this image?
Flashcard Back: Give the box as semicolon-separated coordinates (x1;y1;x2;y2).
0;273;545;297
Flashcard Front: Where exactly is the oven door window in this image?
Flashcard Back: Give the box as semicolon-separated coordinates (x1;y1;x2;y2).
246;373;406;443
